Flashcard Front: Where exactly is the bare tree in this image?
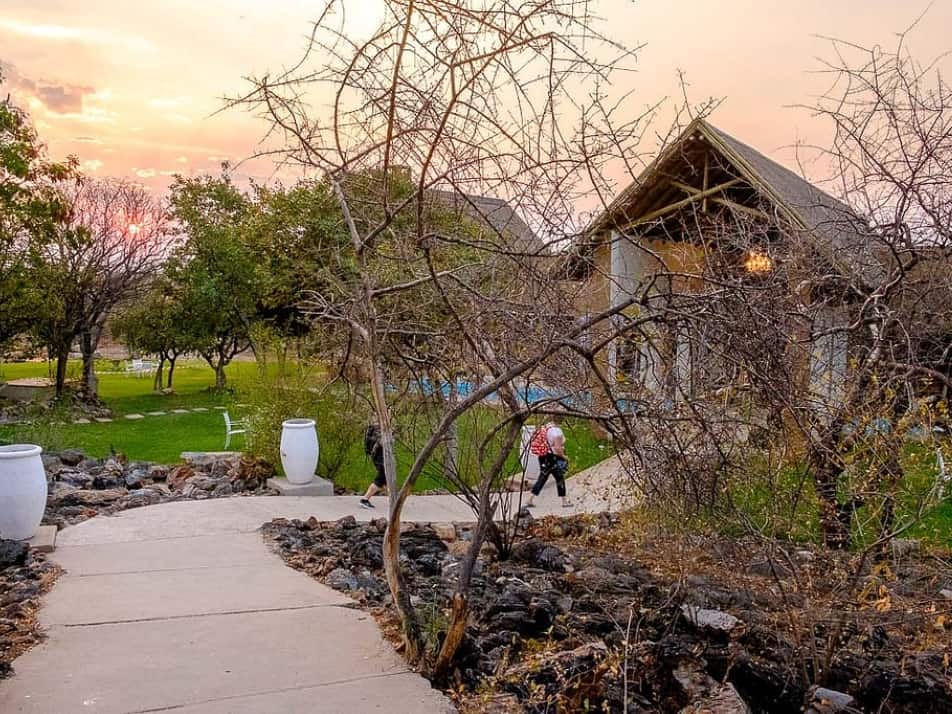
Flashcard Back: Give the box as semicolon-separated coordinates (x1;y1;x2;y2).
34;177;168;398
235;0;659;670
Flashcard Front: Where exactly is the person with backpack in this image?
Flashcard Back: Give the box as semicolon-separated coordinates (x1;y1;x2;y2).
359;421;387;509
524;420;572;508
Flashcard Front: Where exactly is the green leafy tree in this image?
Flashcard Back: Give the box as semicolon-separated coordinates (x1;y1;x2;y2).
167;171;258;390
0;71;77;350
246;180;354;346
112;281;193;390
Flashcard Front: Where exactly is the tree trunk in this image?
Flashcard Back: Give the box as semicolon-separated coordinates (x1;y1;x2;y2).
248;337;264;374
432;593;469;681
153;357;166;392
812;451;852;550
203;344;230;391
166;356;177;389
368;352;423;661
214;341;235;390
431;485;492;680
201;351;226;391
382;518;422;662
80;325;102;398
54;342;70;396
279;342;290;376
432;420;520;679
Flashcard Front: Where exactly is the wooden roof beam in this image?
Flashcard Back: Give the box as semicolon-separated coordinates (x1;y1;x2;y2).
669;179;769;221
670;179;701;195
709;197;769;220
622;178;741;229
702;152;710;213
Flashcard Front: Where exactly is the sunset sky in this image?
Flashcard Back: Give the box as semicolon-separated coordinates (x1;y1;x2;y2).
3;1;951;196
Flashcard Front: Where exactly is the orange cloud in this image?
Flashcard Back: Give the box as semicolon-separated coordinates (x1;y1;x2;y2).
1;61;94;113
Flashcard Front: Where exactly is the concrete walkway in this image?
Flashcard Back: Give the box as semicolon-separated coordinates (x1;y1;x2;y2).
0;460;627;714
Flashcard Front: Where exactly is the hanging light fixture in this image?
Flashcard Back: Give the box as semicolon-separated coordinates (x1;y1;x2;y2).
744;249;773;274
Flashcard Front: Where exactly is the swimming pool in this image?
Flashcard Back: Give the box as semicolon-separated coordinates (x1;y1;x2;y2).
414;377;591;408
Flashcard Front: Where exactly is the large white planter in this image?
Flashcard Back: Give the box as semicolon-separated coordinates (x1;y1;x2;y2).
280;419;319;485
520;425;541;483
0;444;48;541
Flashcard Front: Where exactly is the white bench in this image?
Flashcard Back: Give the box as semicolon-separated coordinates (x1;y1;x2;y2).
125;359;158;377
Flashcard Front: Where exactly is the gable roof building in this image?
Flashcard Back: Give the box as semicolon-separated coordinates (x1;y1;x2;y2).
578;118;877;285
563;118;888;403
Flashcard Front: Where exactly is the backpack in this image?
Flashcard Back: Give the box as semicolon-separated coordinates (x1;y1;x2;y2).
529;424;552;456
364;424;380;456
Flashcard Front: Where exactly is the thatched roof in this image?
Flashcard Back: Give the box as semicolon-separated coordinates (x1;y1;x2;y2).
338;168;540;254
583;118;881;285
428;189;541;254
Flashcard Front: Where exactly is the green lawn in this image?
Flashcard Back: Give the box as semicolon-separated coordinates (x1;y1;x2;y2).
0;359;611;494
0;360;258;463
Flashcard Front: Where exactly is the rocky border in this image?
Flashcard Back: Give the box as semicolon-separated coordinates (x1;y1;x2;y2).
263;513;952;714
0;391;112;426
43;450;277;528
0;540;61;679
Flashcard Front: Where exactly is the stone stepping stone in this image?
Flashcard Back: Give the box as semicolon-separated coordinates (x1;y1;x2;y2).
191;407;209;412
171;409;190;414
94;417;113;423
125;414;145;420
146;411;167;416
213;406;227;411
73;418;91;424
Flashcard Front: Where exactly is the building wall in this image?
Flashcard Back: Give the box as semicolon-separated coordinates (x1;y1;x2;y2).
574;237;612;315
571;231;715;391
573;230;855;409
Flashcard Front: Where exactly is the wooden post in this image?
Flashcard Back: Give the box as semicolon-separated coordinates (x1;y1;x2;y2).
702;151;709;213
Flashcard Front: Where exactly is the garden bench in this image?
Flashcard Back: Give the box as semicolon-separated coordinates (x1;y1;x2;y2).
125;359;158;377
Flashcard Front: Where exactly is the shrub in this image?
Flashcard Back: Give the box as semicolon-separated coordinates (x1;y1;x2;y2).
242;366;364;482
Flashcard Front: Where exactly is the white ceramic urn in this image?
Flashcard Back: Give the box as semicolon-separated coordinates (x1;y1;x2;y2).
519;425;541;483
280;419;319;485
0;444;48;541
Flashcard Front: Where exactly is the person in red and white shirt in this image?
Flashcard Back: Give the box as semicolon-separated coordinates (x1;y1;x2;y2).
525;420;572;508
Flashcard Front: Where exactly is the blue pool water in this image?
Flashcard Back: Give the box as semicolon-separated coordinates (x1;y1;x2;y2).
414;378;590;408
